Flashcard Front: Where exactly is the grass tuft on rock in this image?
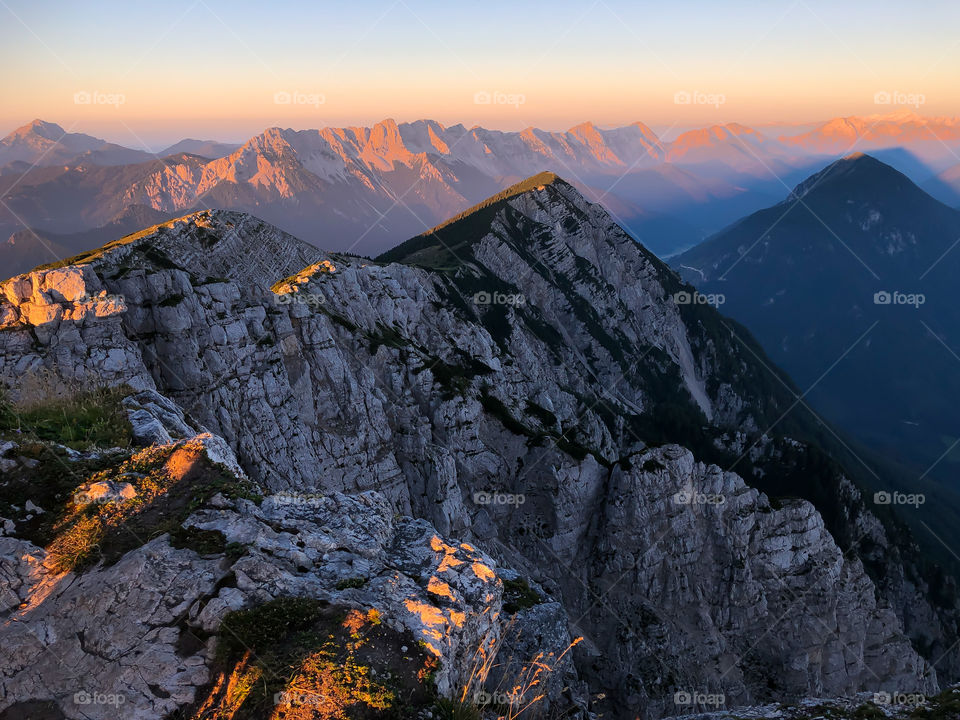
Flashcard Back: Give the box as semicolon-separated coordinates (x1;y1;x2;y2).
433;697;482;720
336;577;368;591
182;598;441;719
0;383;132;450
502;577;542;614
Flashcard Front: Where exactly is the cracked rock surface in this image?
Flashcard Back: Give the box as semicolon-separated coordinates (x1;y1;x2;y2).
0;185;950;718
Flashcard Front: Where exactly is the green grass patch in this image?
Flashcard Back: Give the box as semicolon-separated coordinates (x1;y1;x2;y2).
908;688;960;719
336;576;368;590
169;526;229;555
0;385;132;450
851;704;886;720
215;596;330;661
433;698;482;720
502;577;542;614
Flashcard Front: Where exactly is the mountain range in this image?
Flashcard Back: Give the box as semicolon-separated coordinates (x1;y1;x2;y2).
4;112;960;278
0;174;957;718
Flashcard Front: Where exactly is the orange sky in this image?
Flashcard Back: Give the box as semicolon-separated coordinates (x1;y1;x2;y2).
3;0;959;147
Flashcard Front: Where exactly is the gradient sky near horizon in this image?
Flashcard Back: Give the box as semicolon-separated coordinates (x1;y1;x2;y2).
2;0;960;149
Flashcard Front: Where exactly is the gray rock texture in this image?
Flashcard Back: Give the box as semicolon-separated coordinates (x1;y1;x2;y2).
0;184;950;718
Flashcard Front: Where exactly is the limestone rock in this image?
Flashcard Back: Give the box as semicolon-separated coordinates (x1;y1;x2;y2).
0;194;951;718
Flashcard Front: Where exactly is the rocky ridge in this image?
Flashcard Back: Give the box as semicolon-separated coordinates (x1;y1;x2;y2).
0;178;952;718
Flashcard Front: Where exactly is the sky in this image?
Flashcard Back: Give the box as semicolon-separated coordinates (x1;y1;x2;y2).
2;0;960;149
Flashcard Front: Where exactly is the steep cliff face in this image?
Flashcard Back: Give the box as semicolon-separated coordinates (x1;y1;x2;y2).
0;178;949;718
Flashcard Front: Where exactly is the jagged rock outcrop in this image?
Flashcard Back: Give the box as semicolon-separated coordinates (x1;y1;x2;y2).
0;400;579;719
0;179;950;718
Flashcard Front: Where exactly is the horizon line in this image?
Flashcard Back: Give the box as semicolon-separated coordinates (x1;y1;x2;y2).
5;109;959;150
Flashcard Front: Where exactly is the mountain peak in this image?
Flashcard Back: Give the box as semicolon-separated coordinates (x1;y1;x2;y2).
829;150;886;172
7;118;66;141
788;152;918;202
371;118;401;137
376;171;570;266
425;169;565;218
569;120;599;133
433;170;565;216
628;120;660;138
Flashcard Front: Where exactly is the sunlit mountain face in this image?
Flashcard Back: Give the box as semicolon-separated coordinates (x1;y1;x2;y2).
4;112;960;277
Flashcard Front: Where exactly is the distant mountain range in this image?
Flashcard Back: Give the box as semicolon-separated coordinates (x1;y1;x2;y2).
3;113;960;277
675;154;960;504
